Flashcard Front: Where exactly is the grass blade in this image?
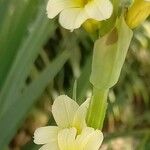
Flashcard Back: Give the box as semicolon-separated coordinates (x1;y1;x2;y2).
0;4;56;115
0;50;70;149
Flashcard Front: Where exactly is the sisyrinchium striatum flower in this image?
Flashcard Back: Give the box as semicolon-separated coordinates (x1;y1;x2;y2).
46;0;113;30
34;95;103;150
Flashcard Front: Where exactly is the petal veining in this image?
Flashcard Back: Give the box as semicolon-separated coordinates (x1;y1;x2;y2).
46;0;77;18
52;95;79;128
84;129;103;150
85;0;113;21
72;98;90;132
34;126;59;145
76;127;103;150
59;8;89;30
58;128;77;150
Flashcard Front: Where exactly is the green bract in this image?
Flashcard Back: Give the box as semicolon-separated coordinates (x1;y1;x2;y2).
90;16;133;90
87;16;133;130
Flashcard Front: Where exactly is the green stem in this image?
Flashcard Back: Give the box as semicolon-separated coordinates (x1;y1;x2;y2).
86;87;109;130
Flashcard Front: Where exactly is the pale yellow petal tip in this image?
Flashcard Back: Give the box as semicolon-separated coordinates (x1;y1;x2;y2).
52;95;79;109
33;126;59;145
33;127;49;145
54;95;71;102
46;0;67;19
96;130;104;141
33;128;41;144
52;95;79;127
100;0;113;20
76;127;104;149
52;95;68;108
46;1;54;19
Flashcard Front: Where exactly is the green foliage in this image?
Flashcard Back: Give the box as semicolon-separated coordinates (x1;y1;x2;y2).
0;0;150;149
0;0;69;149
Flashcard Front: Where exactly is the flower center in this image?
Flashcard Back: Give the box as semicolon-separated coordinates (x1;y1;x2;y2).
83;0;92;5
77;0;92;7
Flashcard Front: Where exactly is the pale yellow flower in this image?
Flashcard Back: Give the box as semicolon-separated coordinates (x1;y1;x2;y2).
46;0;113;30
34;95;103;150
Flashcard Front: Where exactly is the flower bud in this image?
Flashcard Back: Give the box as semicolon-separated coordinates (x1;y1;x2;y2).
126;0;150;29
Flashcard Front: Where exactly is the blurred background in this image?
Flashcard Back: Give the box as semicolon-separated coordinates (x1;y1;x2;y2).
0;0;150;150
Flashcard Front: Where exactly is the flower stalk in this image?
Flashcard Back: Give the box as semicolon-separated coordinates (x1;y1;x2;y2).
86;88;109;130
87;16;133;130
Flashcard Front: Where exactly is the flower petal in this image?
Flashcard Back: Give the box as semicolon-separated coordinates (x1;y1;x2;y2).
34;126;59;145
72;98;90;132
84;130;103;150
46;0;76;18
59;8;89;30
85;0;113;21
76;127;103;150
39;143;59;150
52;95;79;128
58;128;77;150
76;127;94;147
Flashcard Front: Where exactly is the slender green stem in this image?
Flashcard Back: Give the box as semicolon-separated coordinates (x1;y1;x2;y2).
86;87;109;130
73;80;77;101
